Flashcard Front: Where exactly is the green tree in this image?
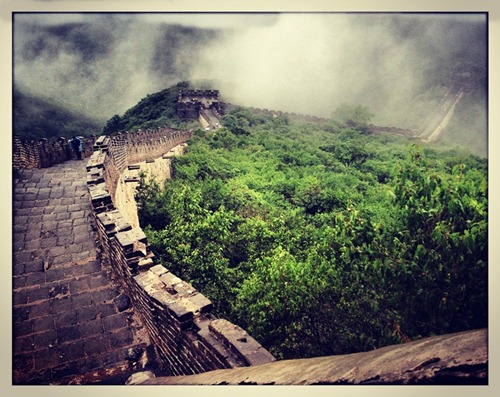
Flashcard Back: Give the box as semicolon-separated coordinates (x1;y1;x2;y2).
389;146;487;336
102;114;123;135
135;101;487;360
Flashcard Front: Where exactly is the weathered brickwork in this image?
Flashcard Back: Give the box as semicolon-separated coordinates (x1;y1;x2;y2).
177;89;225;120
13;135;96;170
12;161;154;385
85;126;276;376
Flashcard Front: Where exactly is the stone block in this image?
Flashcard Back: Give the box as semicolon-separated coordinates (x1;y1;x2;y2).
179;293;213;314
34;348;61;370
149;289;176;308
58;340;85;364
97;210;132;236
13;290;29;305
241;348;277;366
82;260;101;274
137;256;154;271
33;329;58;349
57;325;81;343
86;151;106;171
115;229;147;253
134;270;164;293
93;135;110;150
109;328;133;349
13;320;33;337
103;314;128;332
90;288;116;304
55;310;78;328
79;319;105;338
28;287;50;303
88;185;111;202
14;335;35;354
166;302;193;324
113;293;130;312
208;319;276;366
150;264;168;277
83;335;111;356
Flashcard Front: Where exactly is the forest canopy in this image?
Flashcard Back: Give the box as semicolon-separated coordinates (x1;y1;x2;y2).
135;105;487;360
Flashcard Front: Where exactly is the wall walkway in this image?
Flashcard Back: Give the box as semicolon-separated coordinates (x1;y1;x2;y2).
13;160;154;384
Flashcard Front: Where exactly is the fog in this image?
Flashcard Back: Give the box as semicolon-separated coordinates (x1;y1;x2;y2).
14;13;487;153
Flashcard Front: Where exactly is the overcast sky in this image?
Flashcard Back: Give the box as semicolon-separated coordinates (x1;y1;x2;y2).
13;12;487;133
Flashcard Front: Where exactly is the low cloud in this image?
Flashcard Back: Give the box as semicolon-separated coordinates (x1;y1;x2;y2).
14;12;486;141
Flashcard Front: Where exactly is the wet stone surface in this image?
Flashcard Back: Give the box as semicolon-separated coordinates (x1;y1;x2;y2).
12;160;154;385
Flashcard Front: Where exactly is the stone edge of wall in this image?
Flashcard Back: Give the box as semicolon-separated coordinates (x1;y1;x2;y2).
85;128;276;376
139;328;488;385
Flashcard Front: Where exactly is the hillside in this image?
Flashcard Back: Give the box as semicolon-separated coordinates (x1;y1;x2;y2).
135;104;487;360
101;81;210;134
13;87;103;140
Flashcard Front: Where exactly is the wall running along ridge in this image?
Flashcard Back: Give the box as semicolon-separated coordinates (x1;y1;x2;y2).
84;127;276;376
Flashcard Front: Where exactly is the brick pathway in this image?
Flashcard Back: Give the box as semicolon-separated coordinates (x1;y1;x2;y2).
12;160;154;384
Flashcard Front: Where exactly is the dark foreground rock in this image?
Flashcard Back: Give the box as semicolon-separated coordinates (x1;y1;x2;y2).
138;328;487;385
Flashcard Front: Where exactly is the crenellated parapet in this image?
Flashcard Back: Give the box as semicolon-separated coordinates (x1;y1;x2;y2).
13;135;96;170
85;126;276;376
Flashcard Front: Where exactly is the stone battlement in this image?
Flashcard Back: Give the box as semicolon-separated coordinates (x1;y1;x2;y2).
84;126;276;376
13;135;96;170
177;89;224;120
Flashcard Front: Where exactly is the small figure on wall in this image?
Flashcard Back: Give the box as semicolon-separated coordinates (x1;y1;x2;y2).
70;135;83;160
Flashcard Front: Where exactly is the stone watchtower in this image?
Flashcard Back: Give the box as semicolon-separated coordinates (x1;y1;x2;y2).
176;89;225;120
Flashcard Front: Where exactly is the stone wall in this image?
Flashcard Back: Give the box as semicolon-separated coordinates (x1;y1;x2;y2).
177;89;224;120
85;126;276;376
13;135;96;170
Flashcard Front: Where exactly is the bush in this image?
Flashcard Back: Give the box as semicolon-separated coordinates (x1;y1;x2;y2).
137;107;487;360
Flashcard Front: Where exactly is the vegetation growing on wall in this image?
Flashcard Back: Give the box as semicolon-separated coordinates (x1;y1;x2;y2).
135;105;487;360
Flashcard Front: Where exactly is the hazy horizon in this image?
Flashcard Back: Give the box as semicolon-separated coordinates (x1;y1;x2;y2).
13;12;487;155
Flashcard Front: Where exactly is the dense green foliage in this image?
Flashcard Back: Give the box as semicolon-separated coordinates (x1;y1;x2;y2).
13;88;103;140
102;81;197;134
136;106;487;360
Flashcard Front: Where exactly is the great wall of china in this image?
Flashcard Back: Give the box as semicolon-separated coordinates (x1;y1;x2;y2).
12;93;487;385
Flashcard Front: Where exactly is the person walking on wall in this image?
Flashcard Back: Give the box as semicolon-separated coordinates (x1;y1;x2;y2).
70;135;83;160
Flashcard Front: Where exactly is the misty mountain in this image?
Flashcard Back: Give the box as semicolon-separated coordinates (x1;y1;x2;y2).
102;81;194;134
13;13;487;156
13;87;103;140
14;15;222;120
